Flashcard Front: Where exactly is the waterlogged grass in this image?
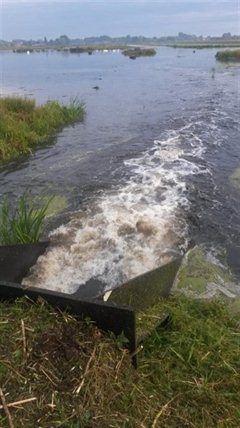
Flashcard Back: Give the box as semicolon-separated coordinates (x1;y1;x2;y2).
0;194;51;244
216;49;240;62
0;97;85;162
122;47;156;58
0;296;239;427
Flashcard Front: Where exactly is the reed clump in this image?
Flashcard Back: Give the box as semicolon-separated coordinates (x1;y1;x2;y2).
122;47;156;58
216;49;240;62
0;296;239;427
0;97;85;162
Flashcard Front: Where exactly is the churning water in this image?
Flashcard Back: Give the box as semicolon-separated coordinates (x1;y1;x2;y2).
0;48;239;293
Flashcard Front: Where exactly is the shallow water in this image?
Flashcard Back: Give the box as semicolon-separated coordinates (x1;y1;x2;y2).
0;48;239;292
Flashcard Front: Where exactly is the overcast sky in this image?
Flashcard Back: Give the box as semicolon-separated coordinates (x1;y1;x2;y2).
1;1;239;41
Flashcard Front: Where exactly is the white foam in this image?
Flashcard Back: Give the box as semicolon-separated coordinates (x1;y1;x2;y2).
23;124;209;294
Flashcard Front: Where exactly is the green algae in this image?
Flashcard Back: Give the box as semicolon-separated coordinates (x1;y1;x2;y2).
174;247;233;296
230;167;240;190
44;195;68;216
33;194;68;217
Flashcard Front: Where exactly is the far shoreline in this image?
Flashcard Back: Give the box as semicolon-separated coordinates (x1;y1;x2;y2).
1;41;240;53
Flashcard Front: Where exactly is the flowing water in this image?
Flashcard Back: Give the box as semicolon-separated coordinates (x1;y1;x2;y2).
0;48;239;293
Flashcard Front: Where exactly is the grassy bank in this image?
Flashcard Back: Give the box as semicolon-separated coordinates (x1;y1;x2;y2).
0;97;85;162
11;45;127;54
216;49;240;62
0;296;239;427
169;43;240;49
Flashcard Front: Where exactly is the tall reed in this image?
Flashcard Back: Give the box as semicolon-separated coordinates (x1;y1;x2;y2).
216;49;240;62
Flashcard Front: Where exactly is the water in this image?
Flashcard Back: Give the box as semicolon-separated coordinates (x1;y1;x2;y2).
0;48;239;293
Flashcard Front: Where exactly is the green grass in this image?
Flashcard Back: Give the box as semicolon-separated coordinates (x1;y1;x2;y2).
122;47;156;58
0;97;85;162
0;194;51;244
216;49;240;62
0;296;239;427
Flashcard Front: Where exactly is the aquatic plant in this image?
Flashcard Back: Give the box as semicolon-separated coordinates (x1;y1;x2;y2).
0;96;85;162
122;47;156;58
216;49;240;62
0;194;51;244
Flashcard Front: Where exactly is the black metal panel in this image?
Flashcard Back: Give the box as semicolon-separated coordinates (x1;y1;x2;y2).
108;257;182;311
0;242;49;283
0;281;137;366
73;277;106;300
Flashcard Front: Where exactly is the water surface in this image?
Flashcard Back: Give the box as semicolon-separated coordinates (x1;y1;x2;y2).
0;48;239;292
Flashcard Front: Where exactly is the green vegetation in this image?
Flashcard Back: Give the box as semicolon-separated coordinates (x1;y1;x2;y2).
0;194;51;245
69;46;95;54
0;296;240;427
169;43;240;49
68;45;126;54
10;45;128;54
122;47;157;58
0;97;85;162
13;48;34;53
216;49;240;62
174;247;233;296
41;195;68;217
230;167;240;190
1;32;240;52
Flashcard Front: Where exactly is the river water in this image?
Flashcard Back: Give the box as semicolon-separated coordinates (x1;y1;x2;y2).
0;48;239;293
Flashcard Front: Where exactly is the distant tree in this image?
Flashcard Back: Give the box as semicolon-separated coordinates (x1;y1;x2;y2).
56;35;70;45
222;32;232;39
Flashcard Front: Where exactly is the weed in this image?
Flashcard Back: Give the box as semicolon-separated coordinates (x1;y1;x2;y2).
216;49;240;62
0;194;51;244
122;47;156;57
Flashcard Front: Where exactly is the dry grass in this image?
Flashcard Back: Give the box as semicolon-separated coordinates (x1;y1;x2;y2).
0;296;240;427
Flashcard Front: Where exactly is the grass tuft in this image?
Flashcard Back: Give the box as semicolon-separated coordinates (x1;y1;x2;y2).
0;194;51;244
216;49;240;62
122;47;156;58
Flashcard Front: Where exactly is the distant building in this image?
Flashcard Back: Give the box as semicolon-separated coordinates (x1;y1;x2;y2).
222;32;232;39
177;32;197;41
